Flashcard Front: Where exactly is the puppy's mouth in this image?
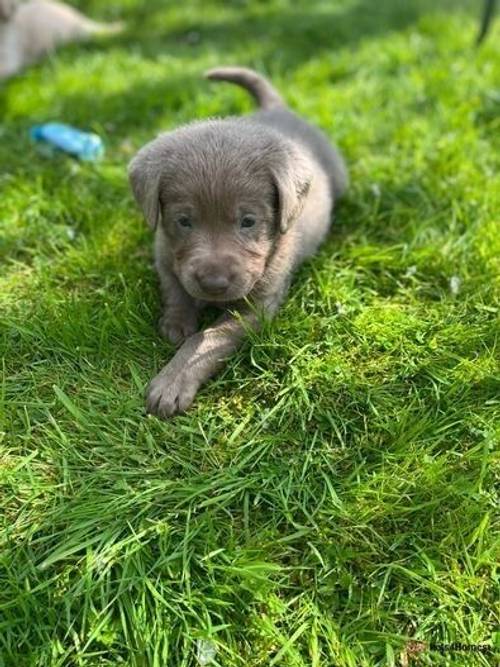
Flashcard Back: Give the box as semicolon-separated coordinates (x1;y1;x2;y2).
181;273;260;303
186;284;253;303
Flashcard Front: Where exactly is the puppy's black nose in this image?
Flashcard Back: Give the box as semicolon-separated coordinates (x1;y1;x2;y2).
196;272;230;294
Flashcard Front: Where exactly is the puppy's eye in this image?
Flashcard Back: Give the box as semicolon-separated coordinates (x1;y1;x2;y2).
175;214;192;229
240;214;256;229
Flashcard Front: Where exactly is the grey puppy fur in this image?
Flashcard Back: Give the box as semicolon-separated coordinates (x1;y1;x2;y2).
129;67;348;418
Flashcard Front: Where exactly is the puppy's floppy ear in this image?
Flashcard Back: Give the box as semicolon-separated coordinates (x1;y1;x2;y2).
271;148;312;234
128;141;166;230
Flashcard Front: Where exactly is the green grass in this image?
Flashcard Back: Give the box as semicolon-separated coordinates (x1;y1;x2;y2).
1;1;499;665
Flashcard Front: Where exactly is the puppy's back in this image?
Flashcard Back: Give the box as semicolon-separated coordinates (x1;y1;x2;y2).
252;108;348;201
206;66;348;201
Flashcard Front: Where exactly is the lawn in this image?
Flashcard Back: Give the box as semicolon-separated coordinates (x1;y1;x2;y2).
0;0;499;665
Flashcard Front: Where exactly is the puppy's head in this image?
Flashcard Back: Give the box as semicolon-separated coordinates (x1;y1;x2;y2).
129;119;312;302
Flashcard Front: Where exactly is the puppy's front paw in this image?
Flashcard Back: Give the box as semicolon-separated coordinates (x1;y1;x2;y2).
158;312;198;346
146;366;199;418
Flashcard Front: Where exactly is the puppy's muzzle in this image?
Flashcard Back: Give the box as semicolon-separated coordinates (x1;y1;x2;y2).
195;266;235;297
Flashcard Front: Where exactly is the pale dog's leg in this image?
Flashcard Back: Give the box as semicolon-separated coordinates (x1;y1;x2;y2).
0;0;123;79
0;21;22;79
0;0;18;22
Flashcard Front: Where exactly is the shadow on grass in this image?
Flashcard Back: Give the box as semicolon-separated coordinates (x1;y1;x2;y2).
75;0;478;66
0;0;478;133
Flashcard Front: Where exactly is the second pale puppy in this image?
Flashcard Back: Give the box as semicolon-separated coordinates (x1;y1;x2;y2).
129;67;348;418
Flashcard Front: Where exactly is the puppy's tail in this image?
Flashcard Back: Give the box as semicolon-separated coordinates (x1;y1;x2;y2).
205;66;285;111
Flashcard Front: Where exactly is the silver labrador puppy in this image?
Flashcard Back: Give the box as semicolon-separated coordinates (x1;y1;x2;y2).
129;67;348;418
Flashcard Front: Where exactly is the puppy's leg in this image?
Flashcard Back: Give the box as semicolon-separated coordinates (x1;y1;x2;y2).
146;288;285;418
147;313;254;417
158;270;199;346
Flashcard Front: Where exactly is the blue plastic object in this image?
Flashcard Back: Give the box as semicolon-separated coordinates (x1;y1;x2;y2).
30;123;104;161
